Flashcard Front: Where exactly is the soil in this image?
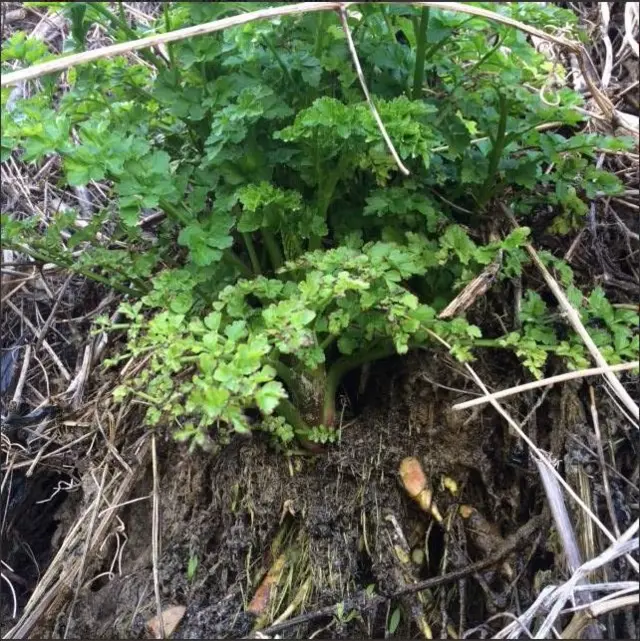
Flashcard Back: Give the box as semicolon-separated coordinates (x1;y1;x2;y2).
7;350;617;640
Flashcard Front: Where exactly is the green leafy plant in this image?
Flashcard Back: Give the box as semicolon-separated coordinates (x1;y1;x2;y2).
187;554;199;582
3;3;637;450
387;607;402;636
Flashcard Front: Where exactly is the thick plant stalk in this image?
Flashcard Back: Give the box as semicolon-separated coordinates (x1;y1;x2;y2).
322;344;397;426
411;7;430;100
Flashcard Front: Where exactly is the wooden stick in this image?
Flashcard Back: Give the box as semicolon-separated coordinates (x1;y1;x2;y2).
410;2;580;51
1;2;344;87
452;362;639;411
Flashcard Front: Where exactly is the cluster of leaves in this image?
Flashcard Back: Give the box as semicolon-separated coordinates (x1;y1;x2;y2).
107;227;531;449
2;2;637;448
499;283;639;379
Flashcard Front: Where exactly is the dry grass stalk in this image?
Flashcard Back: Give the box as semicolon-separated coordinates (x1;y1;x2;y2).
599;3;613;90
62;464;108;638
495;521;639;638
4;438;151;639
5;299;71;381
151;434;165;639
452;362;639;411
624;3;639;57
33;273;73;352
338;6;409;176
534;527;638;639
0;560;19;620
10;344;32;408
587;387;622;539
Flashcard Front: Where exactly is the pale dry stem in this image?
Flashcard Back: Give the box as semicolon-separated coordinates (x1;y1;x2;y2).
338;6;410;176
452;362;639;411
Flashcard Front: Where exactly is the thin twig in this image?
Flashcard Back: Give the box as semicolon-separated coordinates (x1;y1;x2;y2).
1;279;28;304
260;514;545;636
338;6;409;175
5;299;71;381
11;344;32;409
608;204;640;241
588;386;621;539
151;434;164;639
34;273;73;352
452;362;639;411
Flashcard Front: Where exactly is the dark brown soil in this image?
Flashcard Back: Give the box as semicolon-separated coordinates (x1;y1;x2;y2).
23;351;604;640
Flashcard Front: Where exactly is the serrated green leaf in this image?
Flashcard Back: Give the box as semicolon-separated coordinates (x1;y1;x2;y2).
255;380;286;414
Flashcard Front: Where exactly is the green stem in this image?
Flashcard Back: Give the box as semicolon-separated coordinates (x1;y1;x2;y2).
412;7;429;99
267;359;303;404
10;244;145;296
472;338;505;348
436;34;503;126
322;343;398;426
308;236;322;252
262;229;284;271
422;17;474;68
309;152;350;250
159;199;189;225
477;91;508;208
474;338;557;352
377;5;396;44
411;15;420;42
89;3;167;69
320;334;336;350
242;233;262;275
277;397;310;435
261;35;294;85
163;4;176;67
314;12;329;58
222;249;253;279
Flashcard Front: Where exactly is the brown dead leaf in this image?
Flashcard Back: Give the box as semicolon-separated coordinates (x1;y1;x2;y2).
247;553;287;616
146;605;186;639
